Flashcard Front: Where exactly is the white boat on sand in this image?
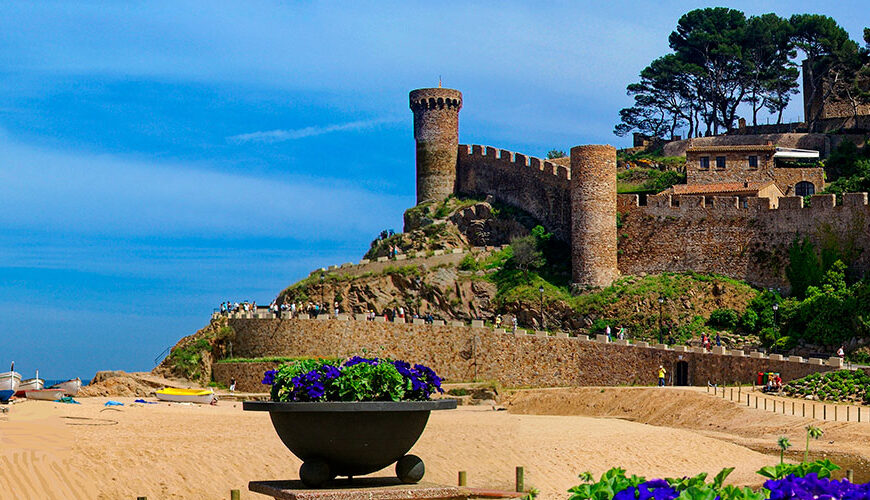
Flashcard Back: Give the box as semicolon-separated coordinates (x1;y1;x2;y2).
49;378;82;396
0;368;21;402
24;388;65;401
16;378;44;397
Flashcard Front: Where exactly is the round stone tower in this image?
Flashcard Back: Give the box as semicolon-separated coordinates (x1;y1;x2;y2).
570;144;618;288
409;87;463;204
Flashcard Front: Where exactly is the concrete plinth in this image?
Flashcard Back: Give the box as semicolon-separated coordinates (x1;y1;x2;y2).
249;479;465;500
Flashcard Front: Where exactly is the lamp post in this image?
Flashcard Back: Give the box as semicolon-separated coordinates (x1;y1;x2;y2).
658;297;665;344
539;286;545;330
772;302;779;331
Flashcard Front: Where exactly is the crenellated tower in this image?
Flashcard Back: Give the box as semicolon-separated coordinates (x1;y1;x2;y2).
570;144;618;288
409;87;463;204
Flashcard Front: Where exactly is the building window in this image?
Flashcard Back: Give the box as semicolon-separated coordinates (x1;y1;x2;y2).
795;181;815;197
748;155;758;168
716;156;726;169
699;156;710;169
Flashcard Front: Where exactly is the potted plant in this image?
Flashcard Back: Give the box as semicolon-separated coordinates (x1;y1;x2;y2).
244;356;456;487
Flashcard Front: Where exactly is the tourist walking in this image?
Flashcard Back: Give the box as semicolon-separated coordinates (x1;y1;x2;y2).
495;314;502;329
229;378;236;393
715;333;721;347
657;365;667;387
511;316;518;333
605;325;611;341
838;346;845;359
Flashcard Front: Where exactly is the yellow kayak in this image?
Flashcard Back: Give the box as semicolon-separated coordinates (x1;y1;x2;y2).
155;387;215;404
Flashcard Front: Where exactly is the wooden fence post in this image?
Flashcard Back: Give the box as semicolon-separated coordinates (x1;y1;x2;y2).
231;490;240;500
847;470;854;482
458;471;467;486
516;466;525;493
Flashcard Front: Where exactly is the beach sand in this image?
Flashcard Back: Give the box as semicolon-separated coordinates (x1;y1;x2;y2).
0;388;797;500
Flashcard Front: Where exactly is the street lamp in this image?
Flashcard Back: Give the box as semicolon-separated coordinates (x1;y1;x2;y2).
658;297;665;344
539;285;545;330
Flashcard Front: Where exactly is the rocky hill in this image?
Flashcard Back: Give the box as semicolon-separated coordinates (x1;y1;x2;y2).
278;196;759;342
158;195;766;382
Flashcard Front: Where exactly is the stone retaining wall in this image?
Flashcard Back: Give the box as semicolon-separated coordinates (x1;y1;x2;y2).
213;318;837;391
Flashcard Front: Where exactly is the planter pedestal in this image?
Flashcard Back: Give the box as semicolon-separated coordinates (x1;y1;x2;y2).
244;400;457;487
249;478;466;500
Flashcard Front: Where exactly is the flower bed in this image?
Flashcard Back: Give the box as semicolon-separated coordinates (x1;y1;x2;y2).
568;460;853;500
263;356;443;402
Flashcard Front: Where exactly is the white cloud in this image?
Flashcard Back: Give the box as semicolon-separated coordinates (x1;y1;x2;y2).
228;117;400;144
0;136;409;240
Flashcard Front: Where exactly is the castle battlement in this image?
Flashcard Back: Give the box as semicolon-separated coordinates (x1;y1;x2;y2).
619;192;869;215
459;144;569;180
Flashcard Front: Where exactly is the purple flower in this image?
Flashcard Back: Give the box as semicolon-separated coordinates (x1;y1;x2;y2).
344;356;378;367
261;370;277;385
322;365;341;379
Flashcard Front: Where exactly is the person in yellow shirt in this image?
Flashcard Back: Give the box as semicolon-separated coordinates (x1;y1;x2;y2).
657;365;667;387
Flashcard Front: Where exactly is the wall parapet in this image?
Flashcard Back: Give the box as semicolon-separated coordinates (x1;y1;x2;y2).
217;316;835;389
459;144;570;182
218;315;832;370
618;192;870;216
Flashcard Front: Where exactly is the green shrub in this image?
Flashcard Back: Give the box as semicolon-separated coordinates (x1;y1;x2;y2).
458;254;478;271
739;308;758;332
708;308;739;329
759;327;779;347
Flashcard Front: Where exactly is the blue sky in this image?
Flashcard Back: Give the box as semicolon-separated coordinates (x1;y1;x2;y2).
1;1;866;380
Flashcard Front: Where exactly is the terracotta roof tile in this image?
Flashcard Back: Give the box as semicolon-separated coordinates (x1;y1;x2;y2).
687;144;776;153
665;181;776;195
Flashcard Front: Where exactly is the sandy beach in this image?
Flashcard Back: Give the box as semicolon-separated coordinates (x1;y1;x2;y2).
2;386;848;500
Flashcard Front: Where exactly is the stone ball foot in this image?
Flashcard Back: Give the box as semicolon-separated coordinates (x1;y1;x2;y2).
299;459;331;488
396;454;425;483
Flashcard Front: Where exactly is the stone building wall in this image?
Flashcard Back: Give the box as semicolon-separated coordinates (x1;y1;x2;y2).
686;146;776;185
456;145;572;242
803;60;870;122
773;167;826;196
214;318;835;392
617;192;870;291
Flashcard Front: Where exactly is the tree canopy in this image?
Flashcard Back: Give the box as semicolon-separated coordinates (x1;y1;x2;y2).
615;9;868;138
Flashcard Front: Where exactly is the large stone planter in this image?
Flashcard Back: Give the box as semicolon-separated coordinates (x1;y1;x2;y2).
243;399;457;487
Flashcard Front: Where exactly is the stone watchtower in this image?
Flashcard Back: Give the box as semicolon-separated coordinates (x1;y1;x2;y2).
570;145;618;288
409;88;463;204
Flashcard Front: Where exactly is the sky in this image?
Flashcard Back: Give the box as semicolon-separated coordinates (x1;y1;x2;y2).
1;1;867;380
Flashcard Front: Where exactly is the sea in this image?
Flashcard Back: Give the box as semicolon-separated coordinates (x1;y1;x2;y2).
42;378;90;387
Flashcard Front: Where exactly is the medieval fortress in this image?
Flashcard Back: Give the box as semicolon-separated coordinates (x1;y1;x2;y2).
409;87;870;292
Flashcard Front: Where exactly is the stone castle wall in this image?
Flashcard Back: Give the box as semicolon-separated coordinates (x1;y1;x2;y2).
617;192;870;291
456;145;573;242
214;318;836;392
